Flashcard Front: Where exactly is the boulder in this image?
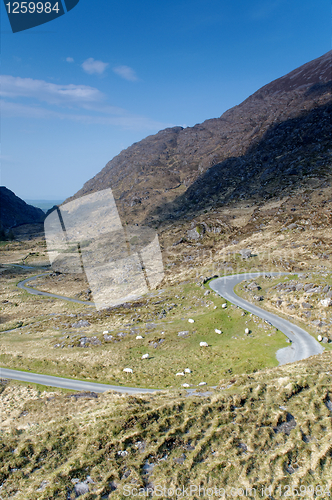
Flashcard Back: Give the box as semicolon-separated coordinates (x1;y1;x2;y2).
187;228;200;240
72;319;90;328
301;302;312;309
178;331;189;337
239;249;252;259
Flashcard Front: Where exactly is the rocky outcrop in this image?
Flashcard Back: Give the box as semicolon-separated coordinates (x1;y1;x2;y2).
65;51;332;224
0;187;45;231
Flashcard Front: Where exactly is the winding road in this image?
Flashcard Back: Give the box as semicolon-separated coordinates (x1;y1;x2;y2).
0;270;324;393
17;273;95;307
209;272;324;364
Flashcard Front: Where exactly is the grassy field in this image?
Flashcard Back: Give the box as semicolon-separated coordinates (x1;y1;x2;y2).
1;351;332;499
0;269;289;389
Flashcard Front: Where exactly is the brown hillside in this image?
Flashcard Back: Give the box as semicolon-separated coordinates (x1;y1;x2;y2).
65;51;332;225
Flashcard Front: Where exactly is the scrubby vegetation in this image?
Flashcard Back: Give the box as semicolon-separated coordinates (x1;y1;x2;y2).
1;350;332;499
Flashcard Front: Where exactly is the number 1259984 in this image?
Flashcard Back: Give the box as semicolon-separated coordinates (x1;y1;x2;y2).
5;2;60;14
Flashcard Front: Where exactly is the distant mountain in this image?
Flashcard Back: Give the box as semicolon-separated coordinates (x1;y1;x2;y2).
0;187;45;230
66;51;332;224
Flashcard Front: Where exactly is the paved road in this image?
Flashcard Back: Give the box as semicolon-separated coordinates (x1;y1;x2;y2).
17;274;95;306
209;272;324;364
1;270;323;392
0;368;159;394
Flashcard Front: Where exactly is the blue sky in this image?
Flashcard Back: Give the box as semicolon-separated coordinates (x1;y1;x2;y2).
0;0;330;200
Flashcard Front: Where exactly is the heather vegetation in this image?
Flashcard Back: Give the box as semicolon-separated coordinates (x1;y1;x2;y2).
1;351;332;499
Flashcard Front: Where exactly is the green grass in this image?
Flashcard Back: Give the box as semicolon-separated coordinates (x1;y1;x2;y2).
0;282;289;389
1;351;332;499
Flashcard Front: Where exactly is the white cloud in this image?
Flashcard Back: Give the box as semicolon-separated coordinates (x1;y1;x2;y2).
66;57;74;63
0;99;170;130
82;58;109;75
0;75;104;106
113;65;138;81
0;74;172;131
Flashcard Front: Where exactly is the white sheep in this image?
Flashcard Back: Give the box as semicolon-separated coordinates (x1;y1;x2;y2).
188;318;195;323
141;353;149;359
245;328;250;334
184;368;191;373
182;383;190;388
176;372;185;376
136;335;144;339
117;450;128;457
215;329;222;334
222;303;227;309
198;382;207;386
200;342;209;347
318;335;322;342
123;368;133;373
103;330;109;334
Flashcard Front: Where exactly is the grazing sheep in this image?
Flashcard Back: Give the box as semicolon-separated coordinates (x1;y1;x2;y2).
103;330;109;334
74;482;89;497
182;383;190;388
222;303;227;309
136;335;144;339
200;342;209;347
188;318;195;323
184;368;191;373
198;382;207;386
245;328;250;334
123;368;133;373
141;353;149;359
215;329;222;334
318;335;322;341
176;372;185;376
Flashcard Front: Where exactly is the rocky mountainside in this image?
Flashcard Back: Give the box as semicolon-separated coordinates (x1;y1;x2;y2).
66;51;332;225
0;187;45;231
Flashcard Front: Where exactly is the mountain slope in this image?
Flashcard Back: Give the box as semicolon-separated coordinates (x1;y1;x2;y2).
0;187;45;231
65;51;332;224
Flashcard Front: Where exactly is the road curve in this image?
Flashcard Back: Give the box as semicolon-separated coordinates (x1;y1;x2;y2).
0;368;159;394
209;272;324;365
1;270;323;392
17;274;95;307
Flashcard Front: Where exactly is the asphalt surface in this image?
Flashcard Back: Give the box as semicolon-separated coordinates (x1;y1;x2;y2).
17;273;95;306
209;272;324;365
0;270;324;393
0;368;159;394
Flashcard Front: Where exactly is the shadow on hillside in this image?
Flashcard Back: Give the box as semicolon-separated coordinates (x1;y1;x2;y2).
148;101;332;224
